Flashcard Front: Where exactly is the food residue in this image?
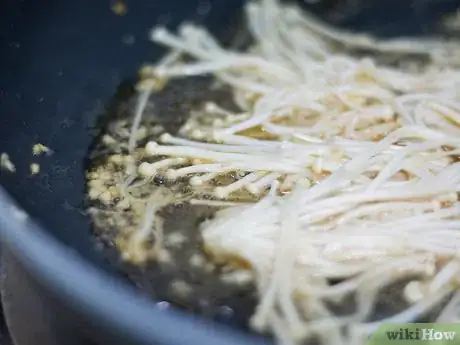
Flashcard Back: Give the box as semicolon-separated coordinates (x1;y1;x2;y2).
32;143;51;156
0;153;15;173
30;163;40;175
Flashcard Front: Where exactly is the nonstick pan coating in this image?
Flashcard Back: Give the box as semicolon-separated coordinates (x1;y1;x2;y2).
0;0;459;345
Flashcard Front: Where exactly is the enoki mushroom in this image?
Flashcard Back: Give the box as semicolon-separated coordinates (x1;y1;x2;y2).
122;0;460;344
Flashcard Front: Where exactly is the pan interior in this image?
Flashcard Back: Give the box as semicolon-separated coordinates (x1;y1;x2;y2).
82;0;460;338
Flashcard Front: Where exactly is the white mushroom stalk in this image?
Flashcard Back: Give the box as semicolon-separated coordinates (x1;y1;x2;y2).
130;0;460;344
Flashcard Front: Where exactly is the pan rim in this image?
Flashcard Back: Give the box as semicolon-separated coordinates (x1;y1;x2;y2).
0;186;269;345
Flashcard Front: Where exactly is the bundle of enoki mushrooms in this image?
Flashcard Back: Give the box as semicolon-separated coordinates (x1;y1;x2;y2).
126;0;460;344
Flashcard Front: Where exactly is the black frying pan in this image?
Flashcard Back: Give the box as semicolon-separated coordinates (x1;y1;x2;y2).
0;1;459;345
